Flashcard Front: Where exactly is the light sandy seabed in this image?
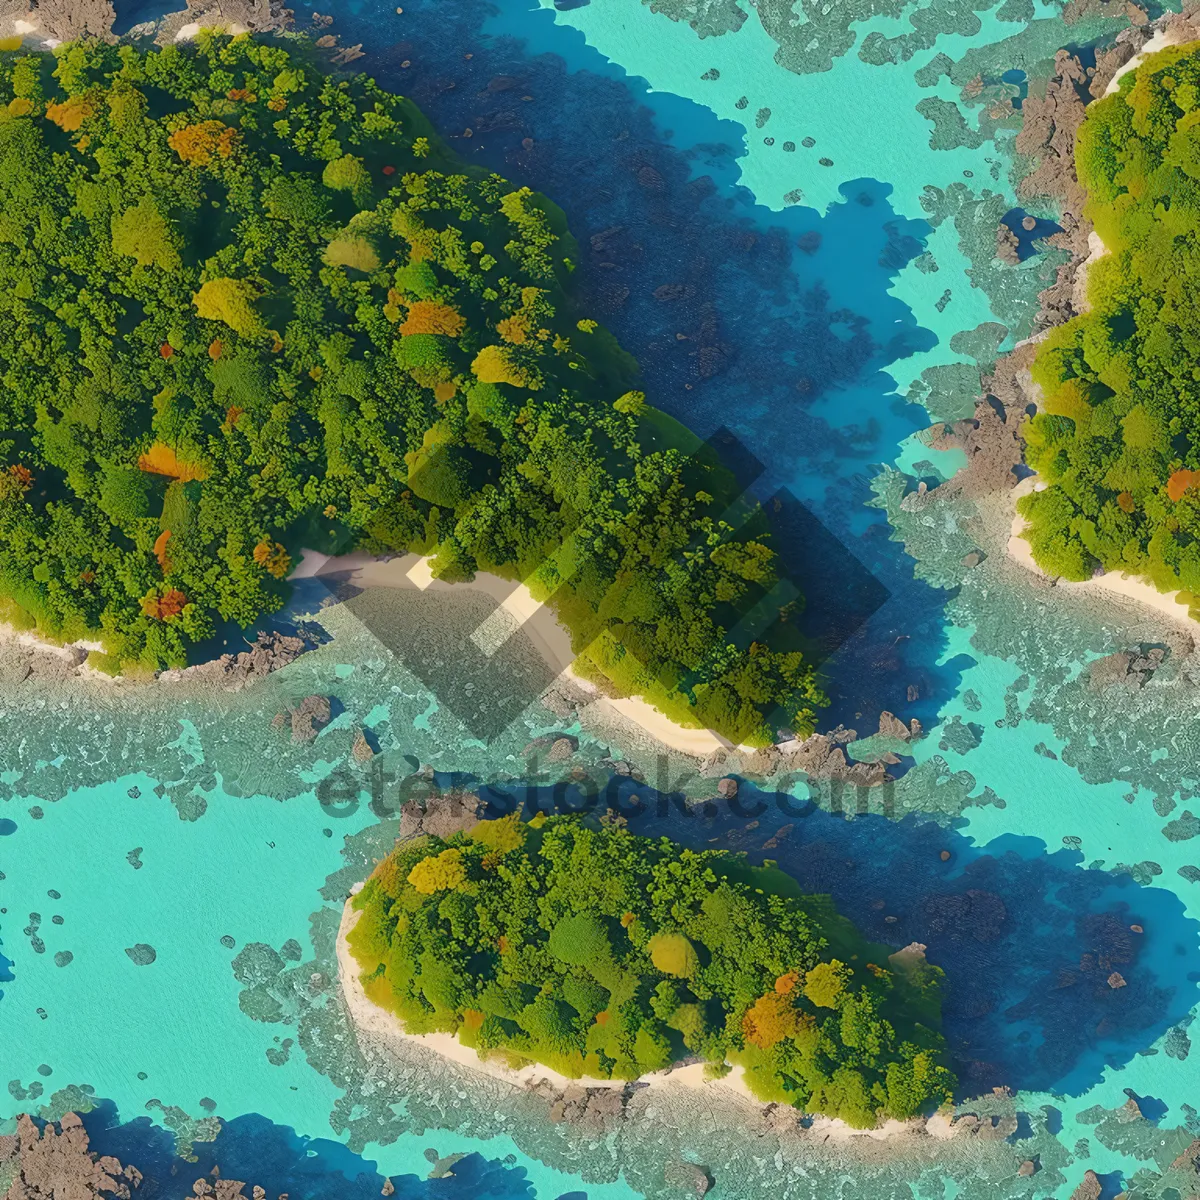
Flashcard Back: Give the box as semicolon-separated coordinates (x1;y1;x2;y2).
336;896;949;1143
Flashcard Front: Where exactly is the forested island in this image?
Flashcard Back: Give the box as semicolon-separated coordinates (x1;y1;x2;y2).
0;34;822;743
1022;40;1200;603
346;814;955;1127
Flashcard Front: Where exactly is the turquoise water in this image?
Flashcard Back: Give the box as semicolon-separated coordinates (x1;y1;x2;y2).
4;1;1199;1197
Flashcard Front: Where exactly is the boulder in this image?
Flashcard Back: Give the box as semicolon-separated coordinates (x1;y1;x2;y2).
290;695;332;744
1169;1137;1200;1173
996;223;1021;266
351;730;375;763
877;711;911;741
663;1160;711;1197
546;736;578;763
182;630;313;690
6;1112;136;1200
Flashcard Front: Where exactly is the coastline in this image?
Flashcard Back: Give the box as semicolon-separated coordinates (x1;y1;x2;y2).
335;894;948;1144
296;549;751;759
0;542;754;759
0;620;117;684
1102;28;1180;97
999;26;1199;634
1006;477;1198;628
1068;30;1181;316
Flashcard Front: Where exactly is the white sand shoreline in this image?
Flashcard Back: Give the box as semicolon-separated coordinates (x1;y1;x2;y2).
1103;29;1180;98
1067;31;1183;316
1002;30;1200;634
335;895;949;1143
0;619;117;683
1006;478;1198;628
297;549;752;758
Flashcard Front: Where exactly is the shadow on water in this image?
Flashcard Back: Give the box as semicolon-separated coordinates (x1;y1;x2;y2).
464;776;1200;1100
275;0;967;733
82;1105;542;1199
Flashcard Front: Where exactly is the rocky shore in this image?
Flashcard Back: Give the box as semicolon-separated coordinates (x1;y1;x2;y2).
925;3;1200;605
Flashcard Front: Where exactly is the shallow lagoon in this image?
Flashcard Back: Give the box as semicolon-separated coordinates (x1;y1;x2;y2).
3;0;1200;1196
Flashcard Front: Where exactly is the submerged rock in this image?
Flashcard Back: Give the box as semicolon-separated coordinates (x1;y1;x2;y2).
546;736;578;763
663;1159;711;1196
124;944;156;966
4;1112;137;1200
1088;647;1165;692
426;1154;465;1180
398;789;483;841
287;696;332;745
178;631;314;691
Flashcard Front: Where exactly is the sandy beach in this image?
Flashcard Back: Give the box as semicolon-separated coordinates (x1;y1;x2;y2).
1104;28;1180;97
1007;478;1198;628
336;895;944;1142
1066;32;1183;316
1001;30;1200;632
296;549;748;758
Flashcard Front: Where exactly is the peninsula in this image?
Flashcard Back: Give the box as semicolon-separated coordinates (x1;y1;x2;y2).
0;33;822;746
343;813;955;1129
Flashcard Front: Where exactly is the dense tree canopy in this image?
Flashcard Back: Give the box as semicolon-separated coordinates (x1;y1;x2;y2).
1023;41;1200;606
0;33;821;742
348;814;955;1127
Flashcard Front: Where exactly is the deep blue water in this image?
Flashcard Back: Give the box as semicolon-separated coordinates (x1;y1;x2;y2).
83;1105;546;1200
106;0;965;733
97;0;969;735
75;0;1199;1180
111;0;1200;1102
460;775;1200;1100
332;0;954;731
1002;206;1064;261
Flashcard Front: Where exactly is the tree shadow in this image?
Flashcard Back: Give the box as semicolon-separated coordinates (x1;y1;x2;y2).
483;779;1200;1099
304;0;964;736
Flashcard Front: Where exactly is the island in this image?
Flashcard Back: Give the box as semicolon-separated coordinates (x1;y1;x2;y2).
1020;39;1200;613
343;813;955;1128
0;32;821;745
